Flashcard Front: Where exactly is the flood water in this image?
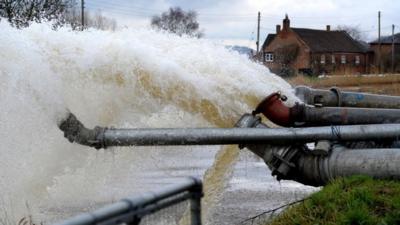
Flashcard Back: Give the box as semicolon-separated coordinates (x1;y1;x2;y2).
0;21;315;225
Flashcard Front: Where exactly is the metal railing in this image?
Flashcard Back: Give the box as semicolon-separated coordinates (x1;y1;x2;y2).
54;177;203;225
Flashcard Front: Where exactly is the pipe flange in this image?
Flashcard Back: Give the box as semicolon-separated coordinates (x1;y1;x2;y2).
235;113;262;128
330;87;343;107
92;126;107;149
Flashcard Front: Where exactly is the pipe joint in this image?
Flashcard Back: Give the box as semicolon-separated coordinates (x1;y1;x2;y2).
295;85;400;109
59;113;106;149
268;146;300;180
253;92;295;126
329;87;343;107
91;126;107;149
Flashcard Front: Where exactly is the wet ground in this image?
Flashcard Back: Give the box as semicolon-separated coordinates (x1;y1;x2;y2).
42;147;316;225
210;150;316;225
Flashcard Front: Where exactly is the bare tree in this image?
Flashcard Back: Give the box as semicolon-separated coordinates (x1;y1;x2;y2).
64;7;117;31
87;10;117;31
0;0;117;31
0;0;74;28
272;44;299;77
151;7;203;38
336;25;367;42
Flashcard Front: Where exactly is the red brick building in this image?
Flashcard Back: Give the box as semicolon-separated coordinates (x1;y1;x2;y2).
261;15;370;76
369;33;400;73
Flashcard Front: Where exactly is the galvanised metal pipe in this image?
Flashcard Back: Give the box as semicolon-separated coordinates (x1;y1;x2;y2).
54;177;202;225
247;142;400;186
296;105;400;126
255;93;400;127
295;85;400;108
59;113;400;149
236;114;400;186
298;146;400;186
190;183;203;225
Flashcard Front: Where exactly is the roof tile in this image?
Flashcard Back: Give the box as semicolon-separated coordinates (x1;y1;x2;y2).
291;28;367;53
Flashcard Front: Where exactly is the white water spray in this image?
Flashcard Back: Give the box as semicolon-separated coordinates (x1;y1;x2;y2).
0;21;296;223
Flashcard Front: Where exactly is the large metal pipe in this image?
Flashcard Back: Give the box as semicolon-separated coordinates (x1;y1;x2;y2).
295;105;400;126
247;142;400;186
295;85;400;108
236;114;400;186
254;92;400;127
300;146;400;186
59;113;400;186
59;113;400;149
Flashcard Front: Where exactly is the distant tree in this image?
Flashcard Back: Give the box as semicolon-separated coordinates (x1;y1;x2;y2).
275;44;299;65
0;1;4;22
89;11;117;31
0;0;74;28
336;25;366;42
273;44;299;77
151;7;203;38
0;0;117;31
65;7;117;31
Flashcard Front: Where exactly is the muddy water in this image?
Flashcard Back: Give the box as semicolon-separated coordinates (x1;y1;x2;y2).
212;151;316;225
0;21;315;225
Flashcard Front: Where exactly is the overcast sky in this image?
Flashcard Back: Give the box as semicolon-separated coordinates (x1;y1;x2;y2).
86;0;400;49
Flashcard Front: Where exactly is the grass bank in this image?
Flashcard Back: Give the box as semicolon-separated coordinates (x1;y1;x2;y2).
268;176;400;225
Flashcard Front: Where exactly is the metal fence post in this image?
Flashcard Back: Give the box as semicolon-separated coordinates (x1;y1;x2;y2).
189;178;203;225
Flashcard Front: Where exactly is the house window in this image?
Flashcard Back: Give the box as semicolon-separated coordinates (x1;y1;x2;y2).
341;55;346;64
332;55;336;64
265;53;274;62
320;55;326;64
355;55;360;65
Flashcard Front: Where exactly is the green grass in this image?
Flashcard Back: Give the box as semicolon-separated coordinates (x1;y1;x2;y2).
268;176;400;225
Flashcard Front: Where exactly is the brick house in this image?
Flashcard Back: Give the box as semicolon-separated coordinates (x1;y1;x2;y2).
261;15;370;76
369;33;400;73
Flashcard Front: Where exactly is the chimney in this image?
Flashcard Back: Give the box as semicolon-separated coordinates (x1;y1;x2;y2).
276;25;281;34
283;14;290;31
326;25;331;31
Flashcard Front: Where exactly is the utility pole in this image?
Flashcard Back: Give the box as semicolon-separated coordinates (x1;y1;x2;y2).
378;11;381;73
392;24;395;73
81;0;85;30
256;11;260;55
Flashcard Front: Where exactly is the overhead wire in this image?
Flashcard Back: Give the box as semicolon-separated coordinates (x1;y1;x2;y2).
86;1;166;17
85;1;398;41
247;23;257;49
86;1;389;22
89;0;162;13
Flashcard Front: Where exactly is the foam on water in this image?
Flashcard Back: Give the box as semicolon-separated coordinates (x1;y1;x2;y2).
0;21;296;223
